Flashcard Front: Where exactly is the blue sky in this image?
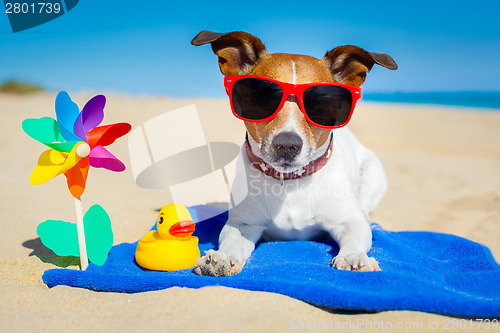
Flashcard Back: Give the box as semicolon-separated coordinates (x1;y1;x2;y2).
1;0;499;97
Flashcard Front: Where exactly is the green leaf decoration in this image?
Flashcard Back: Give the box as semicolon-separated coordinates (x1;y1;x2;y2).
22;117;78;153
37;220;80;257
36;204;114;266
84;204;114;266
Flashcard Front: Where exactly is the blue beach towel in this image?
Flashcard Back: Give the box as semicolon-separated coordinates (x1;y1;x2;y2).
42;205;500;318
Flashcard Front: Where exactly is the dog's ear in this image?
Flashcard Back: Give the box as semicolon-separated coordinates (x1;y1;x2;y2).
191;30;268;75
323;45;397;86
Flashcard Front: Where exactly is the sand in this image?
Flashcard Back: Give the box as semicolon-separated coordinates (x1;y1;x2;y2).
1;92;499;332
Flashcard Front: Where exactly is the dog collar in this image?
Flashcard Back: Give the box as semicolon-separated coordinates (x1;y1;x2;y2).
245;133;333;183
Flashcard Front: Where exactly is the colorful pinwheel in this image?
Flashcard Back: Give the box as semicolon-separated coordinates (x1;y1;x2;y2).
22;91;131;270
22;91;131;197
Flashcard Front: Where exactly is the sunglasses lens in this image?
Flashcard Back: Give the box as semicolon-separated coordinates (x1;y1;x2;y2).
303;85;353;127
232;78;283;120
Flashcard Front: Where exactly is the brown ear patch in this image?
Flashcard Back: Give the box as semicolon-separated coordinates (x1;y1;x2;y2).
191;30;268;75
368;52;398;70
191;30;227;46
323;45;397;86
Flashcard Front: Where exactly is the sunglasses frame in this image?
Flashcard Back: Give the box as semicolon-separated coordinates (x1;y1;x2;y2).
224;74;362;129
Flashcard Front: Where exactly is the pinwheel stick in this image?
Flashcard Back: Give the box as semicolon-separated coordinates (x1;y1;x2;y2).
72;143;91;270
74;196;89;270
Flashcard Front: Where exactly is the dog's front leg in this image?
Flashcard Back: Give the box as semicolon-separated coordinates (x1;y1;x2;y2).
326;215;380;272
194;221;264;276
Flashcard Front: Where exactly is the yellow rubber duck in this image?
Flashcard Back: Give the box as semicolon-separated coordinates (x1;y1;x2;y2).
135;203;200;271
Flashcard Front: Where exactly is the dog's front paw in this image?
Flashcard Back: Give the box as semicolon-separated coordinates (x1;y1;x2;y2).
331;252;380;272
193;250;243;276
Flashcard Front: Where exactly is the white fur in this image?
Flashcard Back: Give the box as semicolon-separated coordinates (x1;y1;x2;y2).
291;60;298;84
195;126;387;274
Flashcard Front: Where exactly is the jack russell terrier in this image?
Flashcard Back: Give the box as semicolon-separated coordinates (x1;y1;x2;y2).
191;30;397;276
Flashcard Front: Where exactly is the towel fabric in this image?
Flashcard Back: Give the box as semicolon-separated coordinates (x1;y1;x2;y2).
42;205;500;318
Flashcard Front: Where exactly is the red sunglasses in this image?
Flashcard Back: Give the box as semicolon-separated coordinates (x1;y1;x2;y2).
224;75;362;129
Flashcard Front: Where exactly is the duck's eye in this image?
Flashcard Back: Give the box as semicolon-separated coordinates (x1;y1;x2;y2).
159;216;164;224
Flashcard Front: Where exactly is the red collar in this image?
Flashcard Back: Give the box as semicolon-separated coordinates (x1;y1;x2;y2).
245;134;333;182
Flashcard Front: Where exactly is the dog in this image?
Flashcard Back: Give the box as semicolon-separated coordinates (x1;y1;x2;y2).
191;30;397;276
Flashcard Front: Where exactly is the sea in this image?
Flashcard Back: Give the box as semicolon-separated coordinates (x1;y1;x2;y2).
362;92;500;110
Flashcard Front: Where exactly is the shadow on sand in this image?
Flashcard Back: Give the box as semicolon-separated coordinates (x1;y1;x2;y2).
23;238;80;268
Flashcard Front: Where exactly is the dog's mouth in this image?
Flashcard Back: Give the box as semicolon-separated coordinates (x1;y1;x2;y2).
269;160;302;173
260;152;308;173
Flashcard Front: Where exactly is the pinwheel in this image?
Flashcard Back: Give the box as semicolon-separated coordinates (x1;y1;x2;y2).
22;91;131;269
22;91;131;198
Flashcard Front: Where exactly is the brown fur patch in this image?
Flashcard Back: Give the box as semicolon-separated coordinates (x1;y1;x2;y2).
322;45;397;87
197;31;268;75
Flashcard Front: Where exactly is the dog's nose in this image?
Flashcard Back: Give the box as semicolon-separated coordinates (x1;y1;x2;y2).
271;132;303;162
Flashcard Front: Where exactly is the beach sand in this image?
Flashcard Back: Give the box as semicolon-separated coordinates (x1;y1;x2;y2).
1;92;499;332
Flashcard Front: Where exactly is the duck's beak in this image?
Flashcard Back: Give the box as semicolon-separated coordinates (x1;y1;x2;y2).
169;220;195;237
